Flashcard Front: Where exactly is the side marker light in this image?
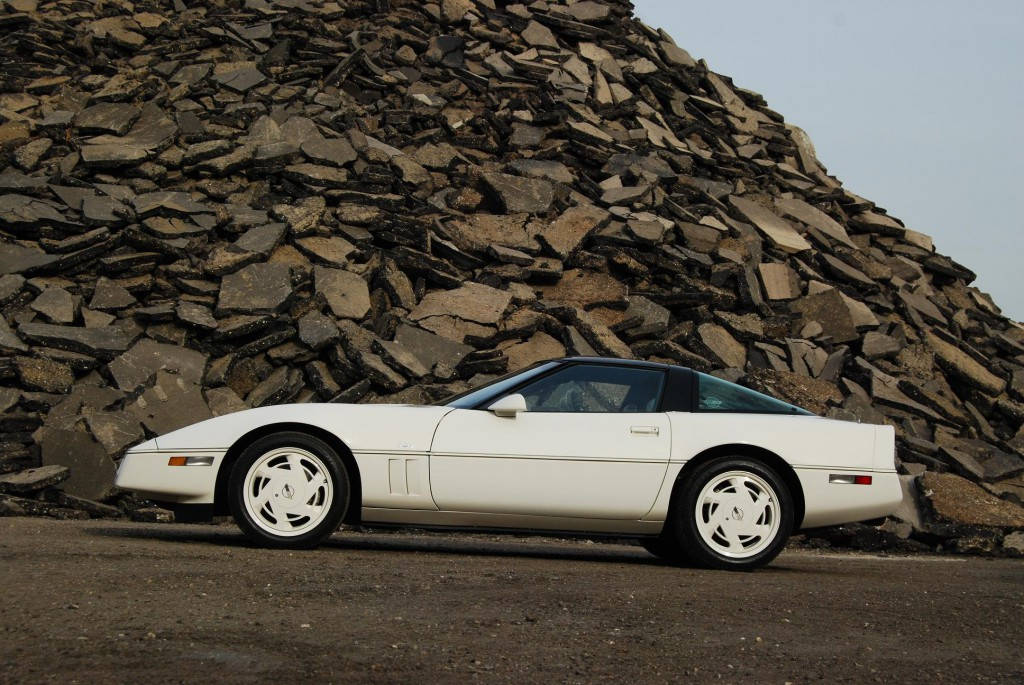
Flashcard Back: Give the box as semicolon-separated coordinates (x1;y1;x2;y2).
829;474;872;485
167;456;215;467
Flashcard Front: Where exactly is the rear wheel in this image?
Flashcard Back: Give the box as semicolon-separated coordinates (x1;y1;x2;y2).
671;457;793;571
228;432;350;549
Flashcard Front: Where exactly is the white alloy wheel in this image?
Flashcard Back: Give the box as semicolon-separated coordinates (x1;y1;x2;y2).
694;470;781;559
242;447;334;537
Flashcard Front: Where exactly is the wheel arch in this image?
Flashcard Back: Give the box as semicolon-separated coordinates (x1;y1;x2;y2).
214;422;362;525
669;444;805;529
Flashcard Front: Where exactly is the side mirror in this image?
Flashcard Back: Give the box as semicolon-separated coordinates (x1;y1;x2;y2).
487;394;527;418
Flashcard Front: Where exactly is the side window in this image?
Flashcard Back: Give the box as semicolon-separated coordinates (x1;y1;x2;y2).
697;373;810;414
514;365;666;413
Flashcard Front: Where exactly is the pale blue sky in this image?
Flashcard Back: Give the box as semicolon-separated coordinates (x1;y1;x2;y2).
633;0;1024;322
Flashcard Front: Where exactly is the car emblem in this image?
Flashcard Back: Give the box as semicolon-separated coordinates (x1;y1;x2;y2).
282;484;295;499
731;506;744;521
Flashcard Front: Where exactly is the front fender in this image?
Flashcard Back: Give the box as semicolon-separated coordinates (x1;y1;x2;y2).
117;403;452;505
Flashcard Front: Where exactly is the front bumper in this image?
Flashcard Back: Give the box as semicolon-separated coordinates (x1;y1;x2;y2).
115;449;226;505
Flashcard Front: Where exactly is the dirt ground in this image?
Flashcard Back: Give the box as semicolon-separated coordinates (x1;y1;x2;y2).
1;518;1021;684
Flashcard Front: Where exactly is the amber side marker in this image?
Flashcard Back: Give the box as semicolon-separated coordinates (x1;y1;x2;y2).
167;456;215;467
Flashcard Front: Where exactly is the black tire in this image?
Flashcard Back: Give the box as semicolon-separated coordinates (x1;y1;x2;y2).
228;431;350;549
670;457;793;571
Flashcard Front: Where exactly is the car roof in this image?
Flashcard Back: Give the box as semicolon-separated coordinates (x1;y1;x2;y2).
554;356;688;372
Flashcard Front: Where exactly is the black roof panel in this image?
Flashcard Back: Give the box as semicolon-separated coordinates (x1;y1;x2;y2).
556;356;685;372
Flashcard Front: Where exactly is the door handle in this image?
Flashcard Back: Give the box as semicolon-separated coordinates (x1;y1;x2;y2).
630;425;659;435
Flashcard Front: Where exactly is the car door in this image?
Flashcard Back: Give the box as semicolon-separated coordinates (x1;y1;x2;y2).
428;363;671;519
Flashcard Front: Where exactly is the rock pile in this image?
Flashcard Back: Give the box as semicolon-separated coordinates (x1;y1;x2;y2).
0;0;1022;552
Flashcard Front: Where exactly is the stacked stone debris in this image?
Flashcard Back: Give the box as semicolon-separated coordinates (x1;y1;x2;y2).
0;0;1022;552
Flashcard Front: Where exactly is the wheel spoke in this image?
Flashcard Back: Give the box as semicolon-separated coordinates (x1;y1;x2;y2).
263;499;281;523
724;524;745;550
304;475;327;501
702;503;729;536
744;523;772;539
256;479;277;507
750;489;770;512
254;466;276;480
701;491;725;506
297;504;323;519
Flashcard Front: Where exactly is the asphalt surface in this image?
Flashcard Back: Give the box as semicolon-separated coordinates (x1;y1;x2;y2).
1;518;1021;684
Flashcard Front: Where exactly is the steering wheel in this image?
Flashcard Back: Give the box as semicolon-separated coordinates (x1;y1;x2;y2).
560;385;584;412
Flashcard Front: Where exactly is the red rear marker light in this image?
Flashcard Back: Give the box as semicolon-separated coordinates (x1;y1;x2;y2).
829;474;873;485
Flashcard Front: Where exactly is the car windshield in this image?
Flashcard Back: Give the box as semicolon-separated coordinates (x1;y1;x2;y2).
696;372;813;415
439;361;561;409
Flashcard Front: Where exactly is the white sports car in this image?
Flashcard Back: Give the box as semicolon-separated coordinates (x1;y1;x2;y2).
116;357;901;570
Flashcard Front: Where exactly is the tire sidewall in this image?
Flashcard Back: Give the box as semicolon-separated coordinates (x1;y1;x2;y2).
672;457;793;571
228;432;350;549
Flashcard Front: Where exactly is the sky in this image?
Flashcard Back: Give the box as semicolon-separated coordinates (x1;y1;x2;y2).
632;0;1024;322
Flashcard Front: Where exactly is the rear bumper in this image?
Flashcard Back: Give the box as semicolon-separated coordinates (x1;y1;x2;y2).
797;468;902;529
115;450;225;505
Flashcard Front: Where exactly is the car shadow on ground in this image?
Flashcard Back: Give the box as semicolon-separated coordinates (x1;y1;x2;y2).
86;523;806;573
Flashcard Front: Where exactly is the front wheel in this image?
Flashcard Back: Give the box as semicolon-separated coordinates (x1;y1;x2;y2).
228;432;350;549
671;457;793;571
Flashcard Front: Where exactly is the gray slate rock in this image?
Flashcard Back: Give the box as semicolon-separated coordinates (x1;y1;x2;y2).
17;323;134;359
39;428;115;501
89;278;137;310
217;263;293;316
0;243;60;275
86;412;143;456
0;317;28;353
298;311;340;350
30;287;77;323
301;137;358;167
314;267;370;320
76;103;141;135
0;465;70;494
130;371;213;435
481;171;555;214
233;223;288;257
108;338;208;392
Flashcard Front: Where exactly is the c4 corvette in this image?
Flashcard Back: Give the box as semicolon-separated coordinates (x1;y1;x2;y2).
116;357;901;570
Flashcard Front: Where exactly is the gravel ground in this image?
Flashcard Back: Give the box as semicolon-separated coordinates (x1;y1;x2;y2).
1;518;1021;684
